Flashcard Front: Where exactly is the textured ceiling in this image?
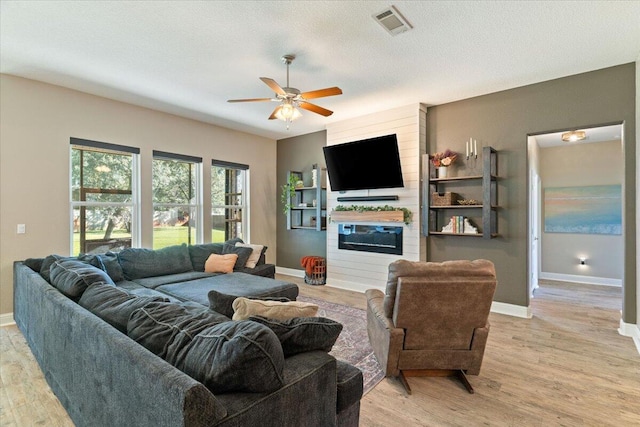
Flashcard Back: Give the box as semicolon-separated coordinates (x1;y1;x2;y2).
1;1;639;140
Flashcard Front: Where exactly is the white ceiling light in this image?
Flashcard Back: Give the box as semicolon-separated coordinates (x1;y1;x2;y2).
373;5;413;36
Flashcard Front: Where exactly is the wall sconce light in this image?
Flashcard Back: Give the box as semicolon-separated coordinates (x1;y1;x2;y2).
579;257;586;265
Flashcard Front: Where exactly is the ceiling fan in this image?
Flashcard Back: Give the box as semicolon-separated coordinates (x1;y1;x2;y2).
228;54;342;128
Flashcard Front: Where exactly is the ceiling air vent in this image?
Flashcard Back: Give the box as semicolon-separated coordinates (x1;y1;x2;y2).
373;5;413;36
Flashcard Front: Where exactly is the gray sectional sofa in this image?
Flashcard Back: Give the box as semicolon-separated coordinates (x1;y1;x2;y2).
13;241;363;427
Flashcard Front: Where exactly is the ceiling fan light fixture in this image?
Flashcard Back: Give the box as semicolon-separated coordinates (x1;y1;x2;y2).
561;130;586;142
275;101;301;121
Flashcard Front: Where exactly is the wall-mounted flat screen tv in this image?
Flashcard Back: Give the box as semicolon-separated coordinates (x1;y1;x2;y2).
323;134;404;192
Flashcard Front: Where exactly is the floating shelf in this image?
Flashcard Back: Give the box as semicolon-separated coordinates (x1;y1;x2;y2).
330;210;404;223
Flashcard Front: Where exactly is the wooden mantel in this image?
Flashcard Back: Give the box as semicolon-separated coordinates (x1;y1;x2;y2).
330;210;405;223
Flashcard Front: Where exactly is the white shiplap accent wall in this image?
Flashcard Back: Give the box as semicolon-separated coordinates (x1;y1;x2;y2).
326;104;426;293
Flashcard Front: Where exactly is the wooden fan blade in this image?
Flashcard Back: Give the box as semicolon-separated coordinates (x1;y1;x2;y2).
299;101;333;117
300;87;343;100
268;105;282;120
227;98;273;103
260;77;286;96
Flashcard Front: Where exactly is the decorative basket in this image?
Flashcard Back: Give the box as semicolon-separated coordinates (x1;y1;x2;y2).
304;258;326;286
431;192;460;206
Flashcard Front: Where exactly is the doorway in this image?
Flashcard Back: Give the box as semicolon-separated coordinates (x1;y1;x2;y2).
528;124;624;312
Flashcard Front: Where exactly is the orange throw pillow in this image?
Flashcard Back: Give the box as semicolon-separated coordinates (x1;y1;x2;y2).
204;253;238;274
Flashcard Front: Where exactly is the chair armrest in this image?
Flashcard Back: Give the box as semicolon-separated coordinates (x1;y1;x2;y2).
365;289;404;377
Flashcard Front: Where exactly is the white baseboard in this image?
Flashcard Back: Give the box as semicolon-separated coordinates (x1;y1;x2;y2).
275;267;305;278
539;272;621;287
0;312;15;327
490;302;532;319
618;319;640;356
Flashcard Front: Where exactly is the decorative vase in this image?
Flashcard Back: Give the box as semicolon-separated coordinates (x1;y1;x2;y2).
438;166;448;178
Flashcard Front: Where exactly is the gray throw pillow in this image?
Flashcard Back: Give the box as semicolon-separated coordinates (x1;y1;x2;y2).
78;283;167;333
249;316;343;356
40;254;73;282
208;289;290;318
97;252;124;282
188;243;224;271
175;320;284;394
49;259;115;298
118;244;193;280
222;244;253;270
127;301;228;359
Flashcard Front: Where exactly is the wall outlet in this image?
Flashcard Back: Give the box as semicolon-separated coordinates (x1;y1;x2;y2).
17;224;26;234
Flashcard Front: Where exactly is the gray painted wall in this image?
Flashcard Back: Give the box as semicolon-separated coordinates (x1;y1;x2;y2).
540;140;623;281
426;63;636;323
276;131;327;270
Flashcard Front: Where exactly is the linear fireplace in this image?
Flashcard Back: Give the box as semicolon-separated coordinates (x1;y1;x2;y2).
338;224;403;255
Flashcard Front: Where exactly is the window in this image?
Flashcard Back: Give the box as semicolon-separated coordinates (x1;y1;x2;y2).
211;160;249;243
70;138;139;255
152;151;202;249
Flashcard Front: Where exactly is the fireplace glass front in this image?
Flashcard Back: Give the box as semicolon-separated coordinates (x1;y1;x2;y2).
338;224;403;255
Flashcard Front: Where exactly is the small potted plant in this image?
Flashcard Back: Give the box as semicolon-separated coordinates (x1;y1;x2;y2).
430;149;458;178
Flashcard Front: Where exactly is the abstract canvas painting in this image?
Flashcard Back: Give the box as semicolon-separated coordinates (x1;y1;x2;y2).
544;185;622;235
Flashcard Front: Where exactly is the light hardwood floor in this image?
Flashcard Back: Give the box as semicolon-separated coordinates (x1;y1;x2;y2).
1;277;639;426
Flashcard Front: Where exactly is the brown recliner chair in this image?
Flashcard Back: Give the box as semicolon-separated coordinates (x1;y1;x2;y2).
366;259;497;394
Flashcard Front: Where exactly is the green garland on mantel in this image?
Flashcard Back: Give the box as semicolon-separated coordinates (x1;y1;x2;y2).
333;205;413;225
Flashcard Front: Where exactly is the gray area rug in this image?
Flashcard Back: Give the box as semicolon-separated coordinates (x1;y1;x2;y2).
298;295;385;395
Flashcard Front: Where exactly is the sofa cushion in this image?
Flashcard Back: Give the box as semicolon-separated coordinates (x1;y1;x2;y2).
127;301;228;359
132;271;213;289
40;254;73;282
205;254;238;274
232;298;318;321
188;243;224;271
117;280;182;301
222;244;253;270
96;252;124;282
234;243;265;268
79;283;168;332
249;316;343;356
208;289;290;318
49;259;115;298
155;273;299;307
174;320;284;394
118;244;193;280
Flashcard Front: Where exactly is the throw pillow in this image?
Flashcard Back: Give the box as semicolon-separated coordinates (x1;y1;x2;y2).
78;283;167;333
49;259;115;298
98;252;124;282
208;289;290;318
118;244;193;280
249;316;343;356
222;244;253;270
235;243;264;268
127;301;228;359
188;243;224;271
176;320;284;394
232;297;318;321
204;253;238;274
40;254;72;282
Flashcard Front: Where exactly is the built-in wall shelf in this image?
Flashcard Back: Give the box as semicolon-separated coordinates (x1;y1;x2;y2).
286;167;326;231
424;146;499;239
